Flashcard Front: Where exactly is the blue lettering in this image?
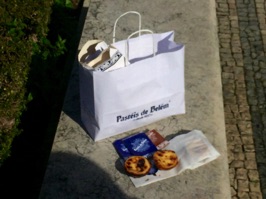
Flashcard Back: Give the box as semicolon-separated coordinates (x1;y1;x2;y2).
150;103;169;113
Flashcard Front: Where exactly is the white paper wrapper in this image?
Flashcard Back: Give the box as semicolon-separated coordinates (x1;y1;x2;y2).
129;129;220;187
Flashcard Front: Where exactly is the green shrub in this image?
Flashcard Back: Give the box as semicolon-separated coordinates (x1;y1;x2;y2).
0;0;55;165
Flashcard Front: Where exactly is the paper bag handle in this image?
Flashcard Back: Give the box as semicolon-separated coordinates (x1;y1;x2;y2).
126;29;155;62
113;11;141;43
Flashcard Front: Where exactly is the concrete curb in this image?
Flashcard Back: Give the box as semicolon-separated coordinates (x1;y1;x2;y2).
39;0;231;198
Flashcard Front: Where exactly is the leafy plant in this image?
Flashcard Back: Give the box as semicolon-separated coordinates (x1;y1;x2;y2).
0;0;54;166
0;0;80;167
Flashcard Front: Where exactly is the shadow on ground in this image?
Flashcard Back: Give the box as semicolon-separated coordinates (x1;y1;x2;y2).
40;152;136;199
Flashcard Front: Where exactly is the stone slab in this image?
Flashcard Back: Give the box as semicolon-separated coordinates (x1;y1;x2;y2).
39;0;231;198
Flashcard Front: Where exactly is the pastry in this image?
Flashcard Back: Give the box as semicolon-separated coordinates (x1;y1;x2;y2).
153;150;179;170
124;156;151;177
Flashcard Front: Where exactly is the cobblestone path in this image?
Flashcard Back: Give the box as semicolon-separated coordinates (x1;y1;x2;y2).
216;0;266;198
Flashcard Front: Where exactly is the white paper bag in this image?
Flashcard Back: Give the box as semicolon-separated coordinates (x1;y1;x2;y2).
79;12;185;141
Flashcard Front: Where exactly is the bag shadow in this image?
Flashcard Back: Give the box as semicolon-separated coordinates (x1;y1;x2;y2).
62;60;88;133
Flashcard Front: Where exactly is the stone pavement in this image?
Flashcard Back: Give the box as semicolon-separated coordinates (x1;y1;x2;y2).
39;0;232;198
216;0;266;198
